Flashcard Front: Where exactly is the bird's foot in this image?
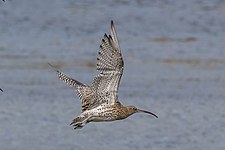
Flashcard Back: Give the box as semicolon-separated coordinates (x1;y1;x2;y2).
70;121;83;129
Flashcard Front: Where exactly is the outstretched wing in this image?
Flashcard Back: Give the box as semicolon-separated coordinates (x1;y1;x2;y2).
91;20;124;108
48;63;85;88
49;63;94;112
49;21;124;112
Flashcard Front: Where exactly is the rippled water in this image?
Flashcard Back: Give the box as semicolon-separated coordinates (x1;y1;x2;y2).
1;0;225;150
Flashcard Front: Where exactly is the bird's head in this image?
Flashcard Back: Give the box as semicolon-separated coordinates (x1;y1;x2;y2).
126;106;158;118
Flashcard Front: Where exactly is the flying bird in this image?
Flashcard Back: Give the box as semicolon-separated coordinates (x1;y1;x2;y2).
50;21;157;129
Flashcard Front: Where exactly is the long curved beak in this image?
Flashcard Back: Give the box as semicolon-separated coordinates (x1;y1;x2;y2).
137;109;158;118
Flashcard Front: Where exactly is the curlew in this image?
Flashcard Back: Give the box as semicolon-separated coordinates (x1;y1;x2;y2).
50;21;158;129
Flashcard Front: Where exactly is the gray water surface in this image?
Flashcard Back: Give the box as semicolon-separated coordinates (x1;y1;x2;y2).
1;0;225;150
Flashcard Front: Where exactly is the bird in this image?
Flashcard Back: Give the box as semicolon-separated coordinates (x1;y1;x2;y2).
50;20;158;129
0;88;3;92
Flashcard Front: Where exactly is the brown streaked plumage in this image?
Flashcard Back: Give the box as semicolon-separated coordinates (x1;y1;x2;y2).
50;20;158;129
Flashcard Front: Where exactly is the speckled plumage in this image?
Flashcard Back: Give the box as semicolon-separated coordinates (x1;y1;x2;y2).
50;21;157;129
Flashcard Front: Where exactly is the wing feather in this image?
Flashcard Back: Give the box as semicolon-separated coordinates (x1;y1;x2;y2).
90;21;124;108
49;63;94;112
50;21;124;112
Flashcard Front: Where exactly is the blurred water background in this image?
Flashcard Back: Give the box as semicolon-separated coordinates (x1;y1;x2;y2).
0;0;225;150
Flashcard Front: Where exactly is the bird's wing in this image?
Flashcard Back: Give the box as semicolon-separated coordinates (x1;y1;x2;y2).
49;63;94;112
90;20;124;108
48;63;85;88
